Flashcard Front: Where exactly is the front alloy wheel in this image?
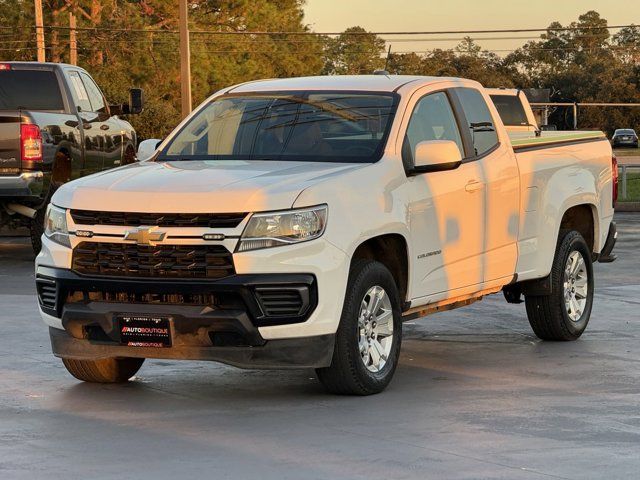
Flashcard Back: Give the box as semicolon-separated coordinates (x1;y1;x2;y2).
316;259;402;395
358;286;394;373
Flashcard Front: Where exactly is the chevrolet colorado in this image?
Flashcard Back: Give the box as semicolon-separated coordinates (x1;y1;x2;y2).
0;62;142;252
36;75;618;395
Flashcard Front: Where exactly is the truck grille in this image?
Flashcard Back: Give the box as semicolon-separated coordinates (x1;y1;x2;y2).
70;210;247;229
72;242;235;279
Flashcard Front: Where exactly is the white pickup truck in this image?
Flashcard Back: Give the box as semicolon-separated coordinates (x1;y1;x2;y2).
36;75;618;395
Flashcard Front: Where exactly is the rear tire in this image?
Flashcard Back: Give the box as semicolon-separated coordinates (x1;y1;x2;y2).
316;260;402;395
525;230;594;341
61;357;145;383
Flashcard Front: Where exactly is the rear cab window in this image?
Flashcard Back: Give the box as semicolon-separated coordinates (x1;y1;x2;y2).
489;94;528;127
455;88;499;157
0;69;64;111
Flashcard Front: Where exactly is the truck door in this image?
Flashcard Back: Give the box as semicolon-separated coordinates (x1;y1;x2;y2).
78;72;123;171
454;88;519;285
405;91;486;300
67;70;101;175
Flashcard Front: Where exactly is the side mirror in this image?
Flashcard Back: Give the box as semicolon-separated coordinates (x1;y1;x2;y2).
127;88;144;114
410;140;462;174
112;88;144;116
137;139;161;162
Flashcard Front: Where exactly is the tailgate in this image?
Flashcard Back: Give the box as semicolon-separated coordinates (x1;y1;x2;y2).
0;111;22;174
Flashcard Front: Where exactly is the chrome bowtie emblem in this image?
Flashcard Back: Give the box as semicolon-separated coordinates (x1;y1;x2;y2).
123;227;166;246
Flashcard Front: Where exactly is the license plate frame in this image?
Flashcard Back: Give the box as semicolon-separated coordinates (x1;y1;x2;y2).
117;314;172;348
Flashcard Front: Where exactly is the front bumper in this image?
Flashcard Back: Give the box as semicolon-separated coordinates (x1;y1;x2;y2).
37;266;334;368
49;327;334;369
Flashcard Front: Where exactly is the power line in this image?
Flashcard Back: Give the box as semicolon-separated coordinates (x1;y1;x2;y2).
33;24;637;36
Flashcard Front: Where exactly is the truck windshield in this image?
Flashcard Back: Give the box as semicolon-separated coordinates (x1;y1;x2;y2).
489;94;528;126
0;69;64;110
159;91;398;163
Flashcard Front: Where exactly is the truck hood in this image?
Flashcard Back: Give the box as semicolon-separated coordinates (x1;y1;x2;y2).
52;160;365;213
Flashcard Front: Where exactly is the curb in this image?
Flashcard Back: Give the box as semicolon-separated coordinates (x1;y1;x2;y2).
615;202;640;212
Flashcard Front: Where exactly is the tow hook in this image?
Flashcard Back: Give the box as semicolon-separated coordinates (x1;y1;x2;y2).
5;203;38;219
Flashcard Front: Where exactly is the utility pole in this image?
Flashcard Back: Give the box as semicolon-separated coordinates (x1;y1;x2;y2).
178;0;192;117
34;0;46;62
69;11;77;65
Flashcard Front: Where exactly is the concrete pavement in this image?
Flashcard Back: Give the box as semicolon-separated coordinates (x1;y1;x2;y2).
0;213;638;480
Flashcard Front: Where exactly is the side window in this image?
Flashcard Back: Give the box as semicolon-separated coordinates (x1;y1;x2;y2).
456;88;499;156
402;92;464;168
67;71;92;112
79;72;107;113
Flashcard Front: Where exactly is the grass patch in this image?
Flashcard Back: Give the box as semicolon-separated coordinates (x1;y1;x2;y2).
619;172;640;202
614;148;640;157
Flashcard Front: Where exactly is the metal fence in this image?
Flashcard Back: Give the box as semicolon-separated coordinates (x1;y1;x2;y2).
619;164;640;201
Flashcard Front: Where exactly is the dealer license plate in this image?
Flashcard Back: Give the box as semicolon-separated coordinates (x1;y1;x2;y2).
118;314;172;348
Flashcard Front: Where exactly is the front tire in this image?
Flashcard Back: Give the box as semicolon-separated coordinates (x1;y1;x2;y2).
61;357;145;383
525;230;594;341
316;260;402;395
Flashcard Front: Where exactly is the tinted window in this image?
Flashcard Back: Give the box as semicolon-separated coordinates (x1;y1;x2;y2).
161;92;398;163
0;70;63;110
403;92;463;166
80;72;106;113
456;88;499;156
489;94;528;126
615;129;635;135
67;71;92;112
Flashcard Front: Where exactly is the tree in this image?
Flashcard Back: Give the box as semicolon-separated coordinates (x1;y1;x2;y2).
323;26;385;75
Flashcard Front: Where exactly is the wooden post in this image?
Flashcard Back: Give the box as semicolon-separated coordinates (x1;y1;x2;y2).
69;11;77;65
34;0;46;62
178;0;192;117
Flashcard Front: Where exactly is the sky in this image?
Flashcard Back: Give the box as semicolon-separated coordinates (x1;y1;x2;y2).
303;0;636;54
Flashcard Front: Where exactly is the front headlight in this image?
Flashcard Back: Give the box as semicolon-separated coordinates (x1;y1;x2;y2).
44;204;70;247
237;205;328;252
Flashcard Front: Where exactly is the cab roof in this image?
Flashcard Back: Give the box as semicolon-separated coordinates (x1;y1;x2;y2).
229;75;468;94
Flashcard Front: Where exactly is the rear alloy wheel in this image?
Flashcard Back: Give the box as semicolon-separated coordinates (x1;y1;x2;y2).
525;231;594;341
316;260;402;395
563;251;589;322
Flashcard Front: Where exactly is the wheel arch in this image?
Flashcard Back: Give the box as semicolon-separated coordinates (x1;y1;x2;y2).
557;203;600;255
350;233;410;307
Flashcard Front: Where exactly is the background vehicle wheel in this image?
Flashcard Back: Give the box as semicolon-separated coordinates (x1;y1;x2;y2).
525;230;594;341
316;259;402;395
61;357;145;383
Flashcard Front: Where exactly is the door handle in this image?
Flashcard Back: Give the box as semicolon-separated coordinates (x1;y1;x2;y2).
100;124;110;131
465;180;484;193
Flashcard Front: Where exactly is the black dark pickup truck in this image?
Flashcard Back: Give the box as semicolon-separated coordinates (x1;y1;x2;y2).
0;62;143;252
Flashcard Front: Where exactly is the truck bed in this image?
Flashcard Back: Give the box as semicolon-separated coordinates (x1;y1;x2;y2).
508;130;607;151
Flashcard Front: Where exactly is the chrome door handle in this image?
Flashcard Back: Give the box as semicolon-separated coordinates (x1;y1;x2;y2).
465;180;484;193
